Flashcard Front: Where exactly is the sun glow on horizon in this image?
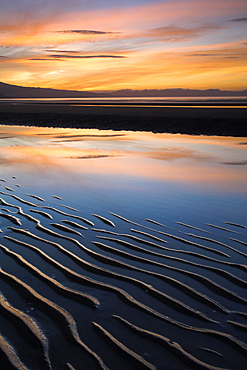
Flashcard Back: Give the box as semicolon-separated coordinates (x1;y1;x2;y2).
0;0;246;91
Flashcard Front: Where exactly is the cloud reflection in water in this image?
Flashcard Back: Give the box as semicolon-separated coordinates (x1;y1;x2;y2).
0;126;246;193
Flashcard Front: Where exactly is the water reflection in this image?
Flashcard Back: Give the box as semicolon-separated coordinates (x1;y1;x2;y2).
1;126;247;370
0;125;246;192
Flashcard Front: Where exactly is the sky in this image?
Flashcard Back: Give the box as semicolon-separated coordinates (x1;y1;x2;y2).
0;0;246;91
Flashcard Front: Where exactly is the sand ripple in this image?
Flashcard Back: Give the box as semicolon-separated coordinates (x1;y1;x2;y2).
0;180;246;369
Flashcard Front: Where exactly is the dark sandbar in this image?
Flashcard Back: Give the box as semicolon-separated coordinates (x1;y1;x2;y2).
0;103;246;136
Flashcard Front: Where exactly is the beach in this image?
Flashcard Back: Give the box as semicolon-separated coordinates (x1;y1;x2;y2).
1;0;247;367
0;102;246;136
0;125;247;370
0;118;247;369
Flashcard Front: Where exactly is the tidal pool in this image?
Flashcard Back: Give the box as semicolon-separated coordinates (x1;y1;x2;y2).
0;125;246;369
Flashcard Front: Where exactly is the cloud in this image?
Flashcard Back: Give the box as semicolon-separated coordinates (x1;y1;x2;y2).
187;53;233;56
56;29;120;35
185;53;239;59
221;160;247;165
181;44;246;60
143;147;214;161
66;155;117;159
45;49;81;53
1;1;247;91
49;54;126;59
229;17;247;22
30;58;64;61
53;134;127;143
145;24;222;42
53;134;126;139
29;54;126;61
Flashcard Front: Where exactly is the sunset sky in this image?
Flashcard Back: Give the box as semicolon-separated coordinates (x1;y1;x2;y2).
0;0;246;91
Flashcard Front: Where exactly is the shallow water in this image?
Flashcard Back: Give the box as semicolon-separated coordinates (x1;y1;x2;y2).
0;125;246;369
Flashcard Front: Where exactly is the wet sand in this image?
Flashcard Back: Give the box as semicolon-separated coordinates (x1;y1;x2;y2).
0;126;247;369
0;183;247;370
0;103;246;136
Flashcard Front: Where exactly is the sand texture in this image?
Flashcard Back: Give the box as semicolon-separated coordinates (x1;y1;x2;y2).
0;103;246;136
0;180;247;369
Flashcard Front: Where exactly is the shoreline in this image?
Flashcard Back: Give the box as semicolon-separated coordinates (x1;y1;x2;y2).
0;103;246;136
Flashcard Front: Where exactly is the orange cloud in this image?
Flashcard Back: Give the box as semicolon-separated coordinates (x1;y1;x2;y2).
1;41;246;91
139;25;223;43
1;0;246;90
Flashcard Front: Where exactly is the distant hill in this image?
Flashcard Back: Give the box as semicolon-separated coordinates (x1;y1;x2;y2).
0;82;246;98
106;88;247;97
0;82;100;98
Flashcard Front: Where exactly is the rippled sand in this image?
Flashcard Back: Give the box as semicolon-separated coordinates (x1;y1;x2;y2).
0;179;247;370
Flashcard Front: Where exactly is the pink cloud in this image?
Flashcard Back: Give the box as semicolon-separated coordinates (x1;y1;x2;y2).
56;0;247;31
